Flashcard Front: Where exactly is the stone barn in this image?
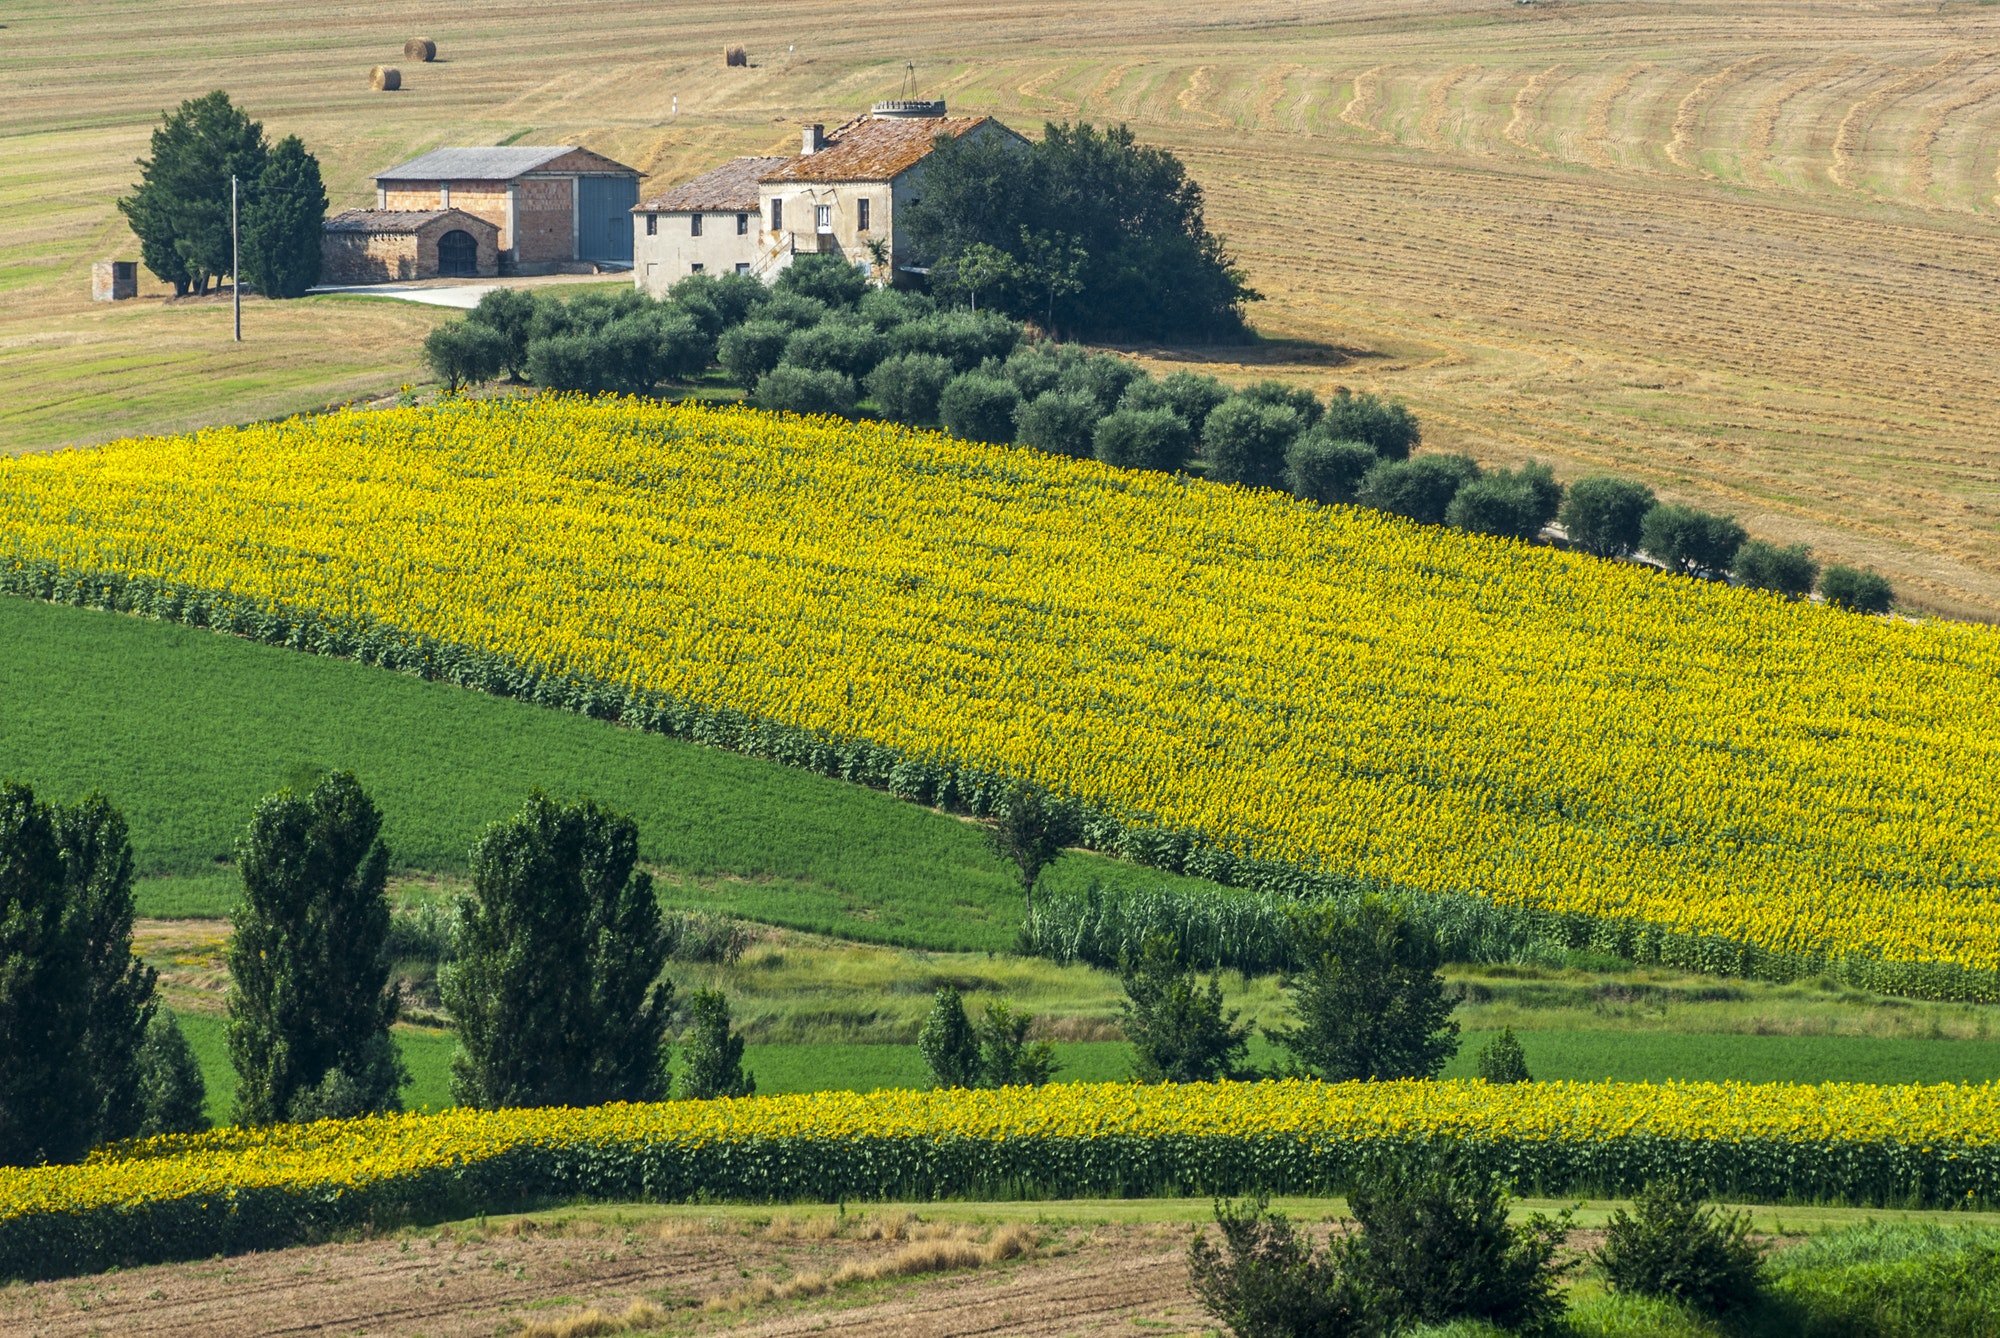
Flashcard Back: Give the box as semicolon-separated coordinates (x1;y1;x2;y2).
321;208;501;283
371;146;642;272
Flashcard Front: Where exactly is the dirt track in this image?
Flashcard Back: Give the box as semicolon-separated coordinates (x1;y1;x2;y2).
0;1216;1205;1338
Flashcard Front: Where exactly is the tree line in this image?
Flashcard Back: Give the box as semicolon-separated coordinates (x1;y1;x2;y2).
118;91;327;299
0;773;756;1165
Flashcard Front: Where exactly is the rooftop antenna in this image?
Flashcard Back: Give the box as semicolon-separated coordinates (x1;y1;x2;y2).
902;62;918;98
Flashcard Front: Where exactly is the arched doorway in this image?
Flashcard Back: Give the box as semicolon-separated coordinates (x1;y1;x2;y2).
436;230;478;278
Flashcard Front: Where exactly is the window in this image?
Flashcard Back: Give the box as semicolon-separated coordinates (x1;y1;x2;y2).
691;263;704;273
645;213;657;236
736;212;749;235
690;213;703;237
770;198;782;231
815;204;833;233
856;198;871;232
735;262;750;274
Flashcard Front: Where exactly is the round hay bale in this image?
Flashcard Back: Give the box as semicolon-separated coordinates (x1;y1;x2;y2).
371;65;401;91
725;44;747;67
404;36;436;61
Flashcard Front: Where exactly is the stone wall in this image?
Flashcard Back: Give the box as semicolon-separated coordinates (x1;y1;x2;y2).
322;230;420;284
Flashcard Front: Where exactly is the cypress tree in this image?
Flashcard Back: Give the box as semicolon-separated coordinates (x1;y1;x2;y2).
136;1010;209;1136
117;91;268;296
241;135;327;299
0;782;89;1165
226;772;404;1124
673;989;754;1100
444;793;673;1109
918;985;982;1089
58;794;159;1145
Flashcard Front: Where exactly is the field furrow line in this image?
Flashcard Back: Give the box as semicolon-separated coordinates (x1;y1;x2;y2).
1015;65;1079;118
1252;62;1305;132
1422;63;1479;149
1905;56;2000;205
1175;64;1230;127
1341;65;1393;142
1584;61;1650;169
1505;65;1562;159
1667;55;1776;174
1743;54;1859;186
1830;47;1976;191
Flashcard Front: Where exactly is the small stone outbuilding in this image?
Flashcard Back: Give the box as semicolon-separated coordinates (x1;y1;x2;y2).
372;146;642;271
320;208;501;283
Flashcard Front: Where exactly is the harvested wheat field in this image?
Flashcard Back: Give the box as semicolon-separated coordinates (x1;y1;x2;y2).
0;1209;1204;1338
6;0;2000;616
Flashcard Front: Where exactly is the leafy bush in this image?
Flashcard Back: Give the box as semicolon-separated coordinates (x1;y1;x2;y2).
775;252;869;308
667;270;765;337
976;1000;1058;1087
855;285;936;330
1094;407;1192;473
1120;935;1253;1083
1765;1224;2000;1338
751;290;831;332
1475;1028;1530;1084
1124;370;1230;435
424;321;508;393
1188;1197;1381;1338
1595;1179;1763;1316
673;988;755;1100
1560;476;1657;559
751;365;858;417
938;372;1021;443
1238;380;1324;430
919;984;983;1088
662;911;754;965
1001;341;1088;400
464;287;539;381
864;352;955;426
1357;455;1481;526
718;319;793;388
1821;564;1894;614
1347;1149;1573;1333
1204;398;1304;490
1267;896;1459;1082
889;310;1023;372
1062;351;1147;414
783;318;888;380
135;1010;208;1136
1641;505;1747;579
1446;463;1562;542
1734;540;1818;600
1287;435;1379;505
524;332;607;394
1322;389;1419;461
1015;389;1103;458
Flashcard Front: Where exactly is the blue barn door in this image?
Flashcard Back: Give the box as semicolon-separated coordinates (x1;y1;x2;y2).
578;176;638;263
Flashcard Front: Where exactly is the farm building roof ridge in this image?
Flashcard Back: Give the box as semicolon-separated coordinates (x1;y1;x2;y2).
374;146;634;181
636;157;789;213
760;115;996;183
325;207;488;233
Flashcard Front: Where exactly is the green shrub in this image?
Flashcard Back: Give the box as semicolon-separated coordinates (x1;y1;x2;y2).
1014;389;1103;458
663;911;754;966
1061;352;1146;414
1001;341;1089;401
864;352;954;425
918;984;982;1089
1204;398;1304;490
1820;564;1894;614
464;287;539;381
1641;505;1746;579
1287;435;1380;506
1446;464;1562;542
1595;1179;1763;1316
1765;1224;2000;1338
673;987;755;1099
938;372;1020;443
889;310;1023;372
1734;540;1818;600
774;252;869;308
1321;389;1418;460
1094;407;1192;472
1120;935;1253;1083
1357;455;1481;527
718;319;793;388
1560;476;1657;559
524;331;607;393
423;320;508;393
1125;370;1231;435
1267;896;1459;1082
1238;381;1324;429
751;365;858;417
752;291;831;331
667;270;764;337
976;1000;1058;1087
1474;1028;1530;1084
135;1009;208;1136
1347;1148;1572;1333
782;319;887;380
854;286;935;331
1188;1197;1382;1338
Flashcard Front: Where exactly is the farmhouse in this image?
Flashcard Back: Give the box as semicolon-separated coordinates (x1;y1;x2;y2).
334;146;642;278
632;101;1022;296
320;208;500;283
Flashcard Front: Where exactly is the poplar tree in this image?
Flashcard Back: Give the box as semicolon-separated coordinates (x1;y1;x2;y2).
0;783;88;1166
444;793;673;1109
227;772;404;1124
59;795;159;1145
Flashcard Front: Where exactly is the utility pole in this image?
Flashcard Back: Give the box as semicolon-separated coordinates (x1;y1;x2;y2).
231;174;241;342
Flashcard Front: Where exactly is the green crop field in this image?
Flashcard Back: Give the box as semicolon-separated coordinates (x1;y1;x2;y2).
0;594;1223;949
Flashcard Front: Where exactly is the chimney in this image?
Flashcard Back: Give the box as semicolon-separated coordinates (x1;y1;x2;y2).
801;123;825;155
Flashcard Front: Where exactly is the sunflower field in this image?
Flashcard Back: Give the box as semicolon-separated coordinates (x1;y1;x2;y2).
1;397;1997;987
2;1078;1995;1278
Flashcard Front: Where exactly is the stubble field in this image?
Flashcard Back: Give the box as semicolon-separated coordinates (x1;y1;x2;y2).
6;1;2000;615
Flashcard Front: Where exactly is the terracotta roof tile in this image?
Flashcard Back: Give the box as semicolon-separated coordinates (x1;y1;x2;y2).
636;157;787;212
761;116;1000;183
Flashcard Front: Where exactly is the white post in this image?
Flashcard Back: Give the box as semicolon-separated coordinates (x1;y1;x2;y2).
231;175;241;342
